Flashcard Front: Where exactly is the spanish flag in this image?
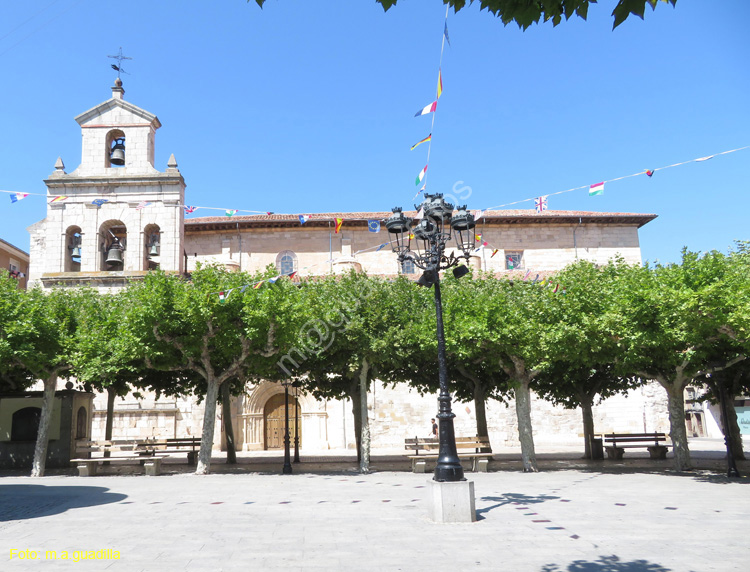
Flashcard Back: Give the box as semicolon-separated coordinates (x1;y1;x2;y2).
253;281;263;290
437;69;443;99
334;218;343;234
410;134;431;151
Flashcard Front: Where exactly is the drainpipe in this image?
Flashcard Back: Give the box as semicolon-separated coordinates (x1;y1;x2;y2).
573;217;582;259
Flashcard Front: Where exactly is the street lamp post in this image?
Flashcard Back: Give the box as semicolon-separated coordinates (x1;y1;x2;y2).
293;384;300;463
385;194;476;482
281;379;293;475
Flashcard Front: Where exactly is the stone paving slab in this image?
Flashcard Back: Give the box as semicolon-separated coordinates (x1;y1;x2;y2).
2;467;749;572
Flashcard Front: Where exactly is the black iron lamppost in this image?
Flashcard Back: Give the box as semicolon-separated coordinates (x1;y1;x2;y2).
293;383;300;463
385;194;476;482
281;379;293;475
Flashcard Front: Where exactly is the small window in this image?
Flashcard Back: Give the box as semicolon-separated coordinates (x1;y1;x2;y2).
11;407;41;441
505;252;524;270
400;258;416;275
276;251;297;276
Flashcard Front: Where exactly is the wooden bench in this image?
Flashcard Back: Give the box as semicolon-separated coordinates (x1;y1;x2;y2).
73;440;168;476
141;437;200;465
603;433;671;460
405;436;493;473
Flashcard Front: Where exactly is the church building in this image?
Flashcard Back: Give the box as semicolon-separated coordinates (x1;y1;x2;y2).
27;81;709;453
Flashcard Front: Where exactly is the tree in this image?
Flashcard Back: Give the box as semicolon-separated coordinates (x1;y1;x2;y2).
71;290;198;453
125;267;287;474
0;284;86;476
280;272;408;473
252;0;677;30
535;260;640;459
616;250;744;471
388;272;512;450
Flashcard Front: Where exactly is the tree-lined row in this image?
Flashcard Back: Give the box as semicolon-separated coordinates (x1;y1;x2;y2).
1;242;747;476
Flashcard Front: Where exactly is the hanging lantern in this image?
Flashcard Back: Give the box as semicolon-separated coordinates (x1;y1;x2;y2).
384;207;413;254
450;205;476;256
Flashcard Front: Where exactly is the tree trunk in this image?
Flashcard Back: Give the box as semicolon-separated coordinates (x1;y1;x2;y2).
31;374;57;478
581;398;596;460
350;380;362;462
196;377;221;475
719;389;746;461
473;381;491;452
514;378;538;472
662;380;692;471
104;385;116;463
359;359;371;474
220;382;237;464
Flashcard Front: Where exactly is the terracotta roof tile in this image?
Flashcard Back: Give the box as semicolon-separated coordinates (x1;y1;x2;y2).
185;210;657;229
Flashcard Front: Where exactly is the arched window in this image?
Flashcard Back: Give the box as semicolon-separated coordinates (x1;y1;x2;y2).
76;406;87;440
11;407;41;441
400;258;416;275
276;250;297;276
144;224;161;271
65;226;82;272
100;220;127;271
105;129;126;168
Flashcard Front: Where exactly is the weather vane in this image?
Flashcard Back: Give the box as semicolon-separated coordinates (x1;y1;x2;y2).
107;47;132;79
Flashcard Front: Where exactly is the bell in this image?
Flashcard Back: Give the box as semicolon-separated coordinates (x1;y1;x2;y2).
105;244;123;265
71;246;82;259
148;244;159;257
110;139;126;166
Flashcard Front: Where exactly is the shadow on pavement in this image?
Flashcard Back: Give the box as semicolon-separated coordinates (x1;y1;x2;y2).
541;554;672;571
0;485;127;522
476;492;560;519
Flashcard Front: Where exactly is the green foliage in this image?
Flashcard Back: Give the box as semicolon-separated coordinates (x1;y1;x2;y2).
0;281;84;382
123;266;293;395
252;0;676;30
616;249;747;383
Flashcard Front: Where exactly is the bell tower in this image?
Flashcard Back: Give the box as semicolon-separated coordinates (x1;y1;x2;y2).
28;79;186;292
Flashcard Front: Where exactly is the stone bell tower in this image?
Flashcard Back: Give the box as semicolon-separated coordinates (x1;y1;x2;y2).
27;79;186;292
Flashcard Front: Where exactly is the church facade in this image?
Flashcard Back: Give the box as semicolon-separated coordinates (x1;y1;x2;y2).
27;81;718;453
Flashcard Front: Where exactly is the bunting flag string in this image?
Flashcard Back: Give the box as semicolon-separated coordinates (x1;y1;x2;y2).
483;145;749;212
411;4;451;194
2;145;748;235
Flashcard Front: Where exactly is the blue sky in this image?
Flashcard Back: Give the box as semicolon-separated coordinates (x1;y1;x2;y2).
1;1;747;264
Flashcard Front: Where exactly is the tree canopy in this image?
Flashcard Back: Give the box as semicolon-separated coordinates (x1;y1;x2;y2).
252;0;677;30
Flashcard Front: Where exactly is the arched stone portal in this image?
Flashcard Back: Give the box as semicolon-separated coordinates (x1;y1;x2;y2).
238;381;330;451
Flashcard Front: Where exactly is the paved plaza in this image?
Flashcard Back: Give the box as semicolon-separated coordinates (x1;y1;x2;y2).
2;440;748;572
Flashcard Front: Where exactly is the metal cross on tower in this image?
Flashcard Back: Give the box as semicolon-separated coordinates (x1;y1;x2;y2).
107;47;132;79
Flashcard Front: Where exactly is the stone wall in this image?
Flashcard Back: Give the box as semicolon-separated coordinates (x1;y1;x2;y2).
185;222;644;277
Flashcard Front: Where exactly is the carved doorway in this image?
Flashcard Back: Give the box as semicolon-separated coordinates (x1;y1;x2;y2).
264;393;300;450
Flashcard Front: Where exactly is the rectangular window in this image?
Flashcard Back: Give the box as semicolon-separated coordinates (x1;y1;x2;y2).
505;251;524;270
400;258;416;275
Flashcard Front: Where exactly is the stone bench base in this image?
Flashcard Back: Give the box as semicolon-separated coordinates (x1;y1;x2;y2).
73;457;163;477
